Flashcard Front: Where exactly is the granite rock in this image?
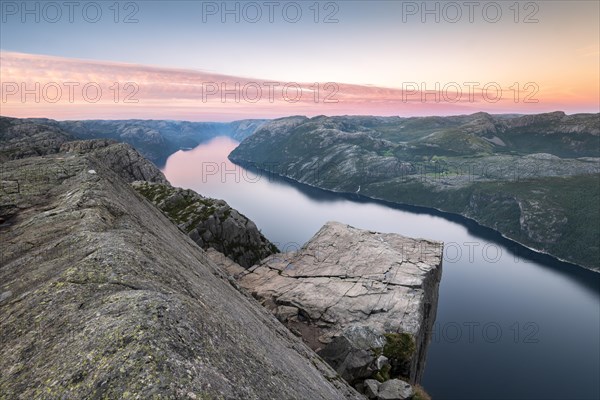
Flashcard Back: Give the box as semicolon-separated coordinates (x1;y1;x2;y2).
238;221;443;384
133;181;278;268
377;379;414;400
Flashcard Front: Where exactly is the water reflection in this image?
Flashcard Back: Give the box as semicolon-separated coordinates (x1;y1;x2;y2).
163;136;600;400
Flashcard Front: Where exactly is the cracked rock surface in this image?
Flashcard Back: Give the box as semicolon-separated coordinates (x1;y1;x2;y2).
237;221;443;384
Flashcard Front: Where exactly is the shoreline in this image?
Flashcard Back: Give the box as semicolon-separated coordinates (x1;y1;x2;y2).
229;156;599;275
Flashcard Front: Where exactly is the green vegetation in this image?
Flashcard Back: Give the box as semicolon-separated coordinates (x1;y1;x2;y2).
382;332;416;364
230;112;600;270
474;175;600;268
135;181;171;204
134;182;217;232
413;385;432;400
372;363;391;383
382;332;416;379
132;181;278;268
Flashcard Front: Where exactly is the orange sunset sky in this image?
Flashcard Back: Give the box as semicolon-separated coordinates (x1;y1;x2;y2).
1;1;598;121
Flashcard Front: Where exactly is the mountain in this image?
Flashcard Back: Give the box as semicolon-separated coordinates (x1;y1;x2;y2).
0;135;363;399
229;112;600;270
0;116;268;166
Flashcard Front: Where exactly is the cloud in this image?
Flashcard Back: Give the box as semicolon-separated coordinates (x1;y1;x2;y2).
0;51;595;121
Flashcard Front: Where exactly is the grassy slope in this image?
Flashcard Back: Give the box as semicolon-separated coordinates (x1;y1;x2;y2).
230;113;600;270
363;175;599;269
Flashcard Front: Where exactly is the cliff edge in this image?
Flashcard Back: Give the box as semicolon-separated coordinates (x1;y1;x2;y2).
0;142;362;399
232;222;443;394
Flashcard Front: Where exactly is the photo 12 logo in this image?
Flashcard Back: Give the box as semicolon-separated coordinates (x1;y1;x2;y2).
1;1;140;23
198;81;339;104
401;1;540;23
1;81;140;104
201;1;340;23
401;81;539;104
430;321;540;344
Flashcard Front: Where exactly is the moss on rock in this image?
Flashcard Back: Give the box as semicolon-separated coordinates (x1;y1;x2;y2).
382;332;416;378
132;181;278;268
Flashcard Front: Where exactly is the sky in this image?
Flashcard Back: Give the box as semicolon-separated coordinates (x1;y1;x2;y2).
0;0;599;121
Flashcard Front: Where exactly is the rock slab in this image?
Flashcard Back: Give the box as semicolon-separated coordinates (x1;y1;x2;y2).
238;221;443;384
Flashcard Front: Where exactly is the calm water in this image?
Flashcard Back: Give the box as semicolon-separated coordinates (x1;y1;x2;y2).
163;137;600;400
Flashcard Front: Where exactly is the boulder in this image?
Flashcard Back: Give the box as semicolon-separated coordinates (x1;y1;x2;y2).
364;379;381;399
317;325;386;382
377;379;414;400
376;356;390;370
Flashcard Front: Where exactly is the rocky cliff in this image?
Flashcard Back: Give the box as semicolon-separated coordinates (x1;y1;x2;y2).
231;222;443;393
0;114;276;269
0;142;362;399
132;181;278;268
0;118;73;162
60;139;169;185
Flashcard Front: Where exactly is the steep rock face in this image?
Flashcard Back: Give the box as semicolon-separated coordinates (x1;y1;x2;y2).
133;181;278;268
59;139;169;184
237;222;443;386
0;151;362;399
516;198;568;244
0;116;273;269
228;119;268;141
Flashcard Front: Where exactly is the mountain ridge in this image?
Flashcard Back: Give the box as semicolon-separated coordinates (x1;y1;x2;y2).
229;112;600;270
0;116;268;166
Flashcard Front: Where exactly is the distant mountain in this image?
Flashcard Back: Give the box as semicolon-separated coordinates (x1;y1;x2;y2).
0;117;277;269
230;112;600;270
0;116;268;166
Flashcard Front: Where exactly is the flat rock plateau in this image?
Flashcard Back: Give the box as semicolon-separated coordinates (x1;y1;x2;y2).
232;222;443;388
